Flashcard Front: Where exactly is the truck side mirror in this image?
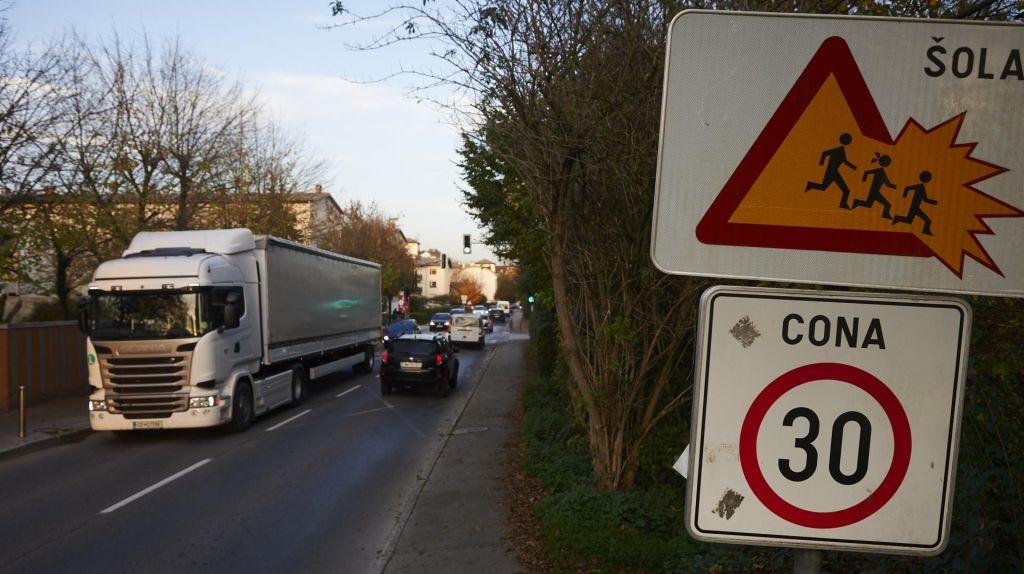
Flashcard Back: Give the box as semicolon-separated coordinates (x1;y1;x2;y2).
76;297;91;334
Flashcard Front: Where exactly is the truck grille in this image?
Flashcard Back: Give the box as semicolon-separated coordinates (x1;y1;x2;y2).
96;343;193;416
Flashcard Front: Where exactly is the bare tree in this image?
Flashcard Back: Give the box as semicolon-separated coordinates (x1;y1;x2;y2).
0;18;71;283
318;199;417;304
330;1;705;490
6;28;326;315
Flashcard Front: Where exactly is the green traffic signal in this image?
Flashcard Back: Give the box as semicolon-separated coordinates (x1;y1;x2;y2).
527;293;536;303
462;234;471;254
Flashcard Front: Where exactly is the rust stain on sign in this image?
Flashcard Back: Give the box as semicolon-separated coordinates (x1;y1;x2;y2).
730;316;761;348
714;489;744;519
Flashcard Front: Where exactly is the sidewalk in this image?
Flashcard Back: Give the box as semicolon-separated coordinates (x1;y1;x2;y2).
0;393;92;462
382;336;528;573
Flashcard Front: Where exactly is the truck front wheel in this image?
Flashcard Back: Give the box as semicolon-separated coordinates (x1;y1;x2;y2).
226;381;255;433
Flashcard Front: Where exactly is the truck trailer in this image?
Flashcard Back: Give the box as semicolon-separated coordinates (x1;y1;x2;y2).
80;229;381;432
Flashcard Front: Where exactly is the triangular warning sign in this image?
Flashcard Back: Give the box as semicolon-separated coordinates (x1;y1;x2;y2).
695;36;1020;277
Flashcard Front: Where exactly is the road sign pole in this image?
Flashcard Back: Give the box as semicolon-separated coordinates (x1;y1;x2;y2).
793;549;822;574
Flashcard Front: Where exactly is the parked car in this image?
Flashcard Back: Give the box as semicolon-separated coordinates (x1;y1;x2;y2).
384;319;420;343
450;307;467;315
429;312;452;331
450;313;485;348
379;333;459;396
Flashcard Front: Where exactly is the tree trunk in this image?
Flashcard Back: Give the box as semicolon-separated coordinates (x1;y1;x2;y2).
547;223;620;491
54;248;72;319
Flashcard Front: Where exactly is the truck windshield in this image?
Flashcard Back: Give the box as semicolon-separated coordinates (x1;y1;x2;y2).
90;290;207;340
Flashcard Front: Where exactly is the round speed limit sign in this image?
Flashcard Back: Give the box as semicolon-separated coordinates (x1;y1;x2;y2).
685;287;970;555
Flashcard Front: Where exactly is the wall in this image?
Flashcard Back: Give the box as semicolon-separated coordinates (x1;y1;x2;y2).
0;321;89;411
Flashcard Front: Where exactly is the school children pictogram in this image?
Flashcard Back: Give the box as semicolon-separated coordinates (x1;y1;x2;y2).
806;133;858;209
695;36;1024;278
893;171;939;235
851;154;895;220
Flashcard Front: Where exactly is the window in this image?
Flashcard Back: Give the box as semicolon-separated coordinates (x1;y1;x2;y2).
208;287;244;330
430;269;437;275
429;281;437;288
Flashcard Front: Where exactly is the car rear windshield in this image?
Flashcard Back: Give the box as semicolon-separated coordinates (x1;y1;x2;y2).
453;315;478;327
391;340;436;355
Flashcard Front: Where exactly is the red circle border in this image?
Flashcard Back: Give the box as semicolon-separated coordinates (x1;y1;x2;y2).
739;362;912;529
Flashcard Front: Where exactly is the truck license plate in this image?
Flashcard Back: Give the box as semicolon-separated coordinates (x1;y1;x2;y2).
400;361;420;370
132;421;163;430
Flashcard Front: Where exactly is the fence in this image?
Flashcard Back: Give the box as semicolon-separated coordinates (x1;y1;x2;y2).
0;321;89;411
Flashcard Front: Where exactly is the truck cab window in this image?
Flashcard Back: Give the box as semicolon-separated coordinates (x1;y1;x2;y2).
208;287;244;331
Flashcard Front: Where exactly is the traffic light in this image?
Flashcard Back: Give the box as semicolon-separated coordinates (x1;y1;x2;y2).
527;292;536;304
462;234;471;254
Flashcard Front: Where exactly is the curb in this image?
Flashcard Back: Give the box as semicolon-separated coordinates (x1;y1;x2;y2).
0;427;94;464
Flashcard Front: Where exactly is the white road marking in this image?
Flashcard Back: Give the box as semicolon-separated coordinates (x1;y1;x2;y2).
265;408;312;432
101;458;212;514
336;385;361;399
340;406;390;419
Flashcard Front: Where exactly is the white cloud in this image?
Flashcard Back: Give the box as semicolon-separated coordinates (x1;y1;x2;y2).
254;69;496;261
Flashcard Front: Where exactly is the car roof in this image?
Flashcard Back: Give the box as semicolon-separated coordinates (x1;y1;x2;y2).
431;312;451;318
396;333;444;342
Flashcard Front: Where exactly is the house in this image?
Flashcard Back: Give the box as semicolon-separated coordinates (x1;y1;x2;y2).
455;259;498;302
289;184;344;247
416;249;454;300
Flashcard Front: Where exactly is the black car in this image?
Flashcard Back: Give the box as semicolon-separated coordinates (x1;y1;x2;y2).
429;312;452;331
488;307;506;322
384;319;420;343
379;333;459;396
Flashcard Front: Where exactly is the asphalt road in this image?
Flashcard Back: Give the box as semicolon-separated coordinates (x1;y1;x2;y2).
0;321;518;574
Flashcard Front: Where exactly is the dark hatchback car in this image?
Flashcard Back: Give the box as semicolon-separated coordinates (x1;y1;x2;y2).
488;307;506;322
429;312;452;331
384;319;420;343
379;333;459;396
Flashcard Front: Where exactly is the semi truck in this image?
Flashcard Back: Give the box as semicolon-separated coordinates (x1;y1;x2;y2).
79;229;381;432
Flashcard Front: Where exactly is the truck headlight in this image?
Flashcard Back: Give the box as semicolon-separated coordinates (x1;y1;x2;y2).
189;396;219;408
89;400;107;412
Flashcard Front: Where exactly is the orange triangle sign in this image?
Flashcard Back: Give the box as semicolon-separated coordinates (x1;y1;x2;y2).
695;36;1020;277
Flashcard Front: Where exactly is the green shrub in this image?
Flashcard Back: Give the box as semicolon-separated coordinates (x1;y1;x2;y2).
522;334;700;572
536;485;696;572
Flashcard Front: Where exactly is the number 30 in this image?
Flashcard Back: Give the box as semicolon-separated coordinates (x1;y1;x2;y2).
778;407;872;485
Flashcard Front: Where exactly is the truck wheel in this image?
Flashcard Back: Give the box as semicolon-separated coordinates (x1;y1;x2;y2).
380;378;392;396
291;367;307;406
226;381;255;433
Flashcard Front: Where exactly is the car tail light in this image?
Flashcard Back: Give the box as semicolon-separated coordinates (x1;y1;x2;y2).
382;351;389;363
435;354;443;366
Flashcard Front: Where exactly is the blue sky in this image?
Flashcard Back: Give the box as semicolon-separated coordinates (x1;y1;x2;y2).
6;0;498;264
